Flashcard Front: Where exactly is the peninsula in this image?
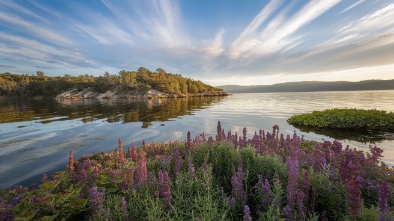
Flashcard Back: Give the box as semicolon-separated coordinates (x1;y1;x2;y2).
0;67;228;99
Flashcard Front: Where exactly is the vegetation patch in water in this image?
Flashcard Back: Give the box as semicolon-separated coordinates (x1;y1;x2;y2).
288;108;394;132
1;122;394;220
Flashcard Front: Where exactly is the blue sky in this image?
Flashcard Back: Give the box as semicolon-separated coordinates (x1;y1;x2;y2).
0;0;393;86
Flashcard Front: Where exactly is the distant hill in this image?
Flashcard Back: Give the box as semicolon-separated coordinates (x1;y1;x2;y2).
218;79;394;93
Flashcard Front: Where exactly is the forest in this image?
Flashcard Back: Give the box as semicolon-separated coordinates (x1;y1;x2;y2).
0;67;225;97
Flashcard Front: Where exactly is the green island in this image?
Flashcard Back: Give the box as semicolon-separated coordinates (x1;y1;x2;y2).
0;68;227;99
288;108;394;132
287;109;394;143
1;122;393;220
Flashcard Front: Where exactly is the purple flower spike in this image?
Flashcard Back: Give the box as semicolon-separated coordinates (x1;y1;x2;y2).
121;197;129;220
243;205;251;221
286;158;299;210
379;181;389;213
89;186;104;217
159;170;172;210
231;159;246;201
283;205;292;221
262;179;271;208
228;197;236;206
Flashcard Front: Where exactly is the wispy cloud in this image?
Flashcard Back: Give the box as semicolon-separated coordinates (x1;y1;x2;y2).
0;32;101;71
339;0;366;14
100;0;188;48
288;3;394;63
202;29;225;58
0;64;16;69
197;29;226;71
0;12;73;46
0;0;47;22
339;3;394;34
230;0;283;59
74;18;133;45
230;0;341;61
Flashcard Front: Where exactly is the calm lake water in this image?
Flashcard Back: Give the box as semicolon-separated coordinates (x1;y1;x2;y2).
1;90;394;188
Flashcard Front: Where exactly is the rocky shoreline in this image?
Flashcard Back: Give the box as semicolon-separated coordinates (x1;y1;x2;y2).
55;88;229;99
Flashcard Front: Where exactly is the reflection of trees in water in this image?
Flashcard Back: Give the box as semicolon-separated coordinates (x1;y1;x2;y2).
0;97;226;127
294;125;394;143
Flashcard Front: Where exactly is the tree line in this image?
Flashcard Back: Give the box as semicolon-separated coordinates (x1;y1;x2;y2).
0;67;224;97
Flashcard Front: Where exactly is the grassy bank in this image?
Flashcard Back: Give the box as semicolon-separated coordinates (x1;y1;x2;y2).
1;122;393;220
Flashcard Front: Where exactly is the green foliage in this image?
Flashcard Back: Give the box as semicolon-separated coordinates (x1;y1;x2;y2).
359;205;380;221
288;108;394;132
13;181;88;220
310;166;348;220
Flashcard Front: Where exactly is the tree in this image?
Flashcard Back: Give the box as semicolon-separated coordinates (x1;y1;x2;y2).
36;71;45;77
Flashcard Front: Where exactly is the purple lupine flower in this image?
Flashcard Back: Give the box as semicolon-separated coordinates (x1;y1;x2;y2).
221;129;226;142
243;205;251;221
0;202;14;221
292;130;301;149
301;171;310;204
379;181;389;213
131;142;138;162
346;160;362;218
10;196;22;206
79;169;88;184
89;186;104;216
186;131;192;155
231;159;246;201
283;205;292;221
135;150;148;185
32;196;41;204
280;134;285;147
262;179;271;208
286;158;299;210
228;197;236;206
332;140;342;155
159;155;171;168
234;132;238;147
242;127;247;147
121;197;129;220
158;170;172;210
188;157;195;180
368;146;383;165
379;211;393;221
257;174;263;187
118;138;124;163
297;190;305;220
174;155;183;176
216;121;222;141
108;169;122;183
310;187;317;212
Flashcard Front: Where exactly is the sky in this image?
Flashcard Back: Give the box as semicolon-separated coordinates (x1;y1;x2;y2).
0;0;394;86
